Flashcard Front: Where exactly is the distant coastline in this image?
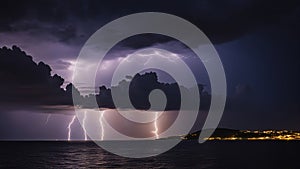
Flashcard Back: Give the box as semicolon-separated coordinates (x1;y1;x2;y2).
1;128;300;142
182;128;300;141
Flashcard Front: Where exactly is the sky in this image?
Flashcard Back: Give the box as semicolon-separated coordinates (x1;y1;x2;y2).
0;0;299;140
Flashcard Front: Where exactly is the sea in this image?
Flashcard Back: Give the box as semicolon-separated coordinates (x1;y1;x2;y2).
0;140;299;169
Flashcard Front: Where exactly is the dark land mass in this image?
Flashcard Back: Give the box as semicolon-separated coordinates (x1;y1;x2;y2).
182;128;300;141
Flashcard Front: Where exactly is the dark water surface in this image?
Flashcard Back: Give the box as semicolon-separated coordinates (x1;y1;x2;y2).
0;141;299;169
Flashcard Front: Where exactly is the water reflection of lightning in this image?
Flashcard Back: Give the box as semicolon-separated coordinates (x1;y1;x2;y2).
44;114;51;125
82;111;88;141
152;112;159;139
99;111;105;141
67;116;76;141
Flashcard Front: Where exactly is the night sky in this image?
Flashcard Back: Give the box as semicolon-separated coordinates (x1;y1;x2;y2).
0;0;299;140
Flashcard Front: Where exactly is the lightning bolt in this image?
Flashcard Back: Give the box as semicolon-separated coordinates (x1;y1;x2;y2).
152;112;159;139
67;115;76;141
99;111;105;141
44;114;51;125
82;111;88;141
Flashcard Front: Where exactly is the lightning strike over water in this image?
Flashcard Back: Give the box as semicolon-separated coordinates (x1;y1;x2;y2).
82;111;88;141
67;115;76;141
152;112;159;139
44;114;51;125
99;111;105;141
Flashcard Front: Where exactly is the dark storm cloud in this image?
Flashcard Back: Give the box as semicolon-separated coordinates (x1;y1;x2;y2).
0;46;79;106
93;72;210;110
0;0;299;44
0;46;210;111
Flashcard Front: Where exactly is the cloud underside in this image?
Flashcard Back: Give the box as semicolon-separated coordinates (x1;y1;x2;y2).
0;0;299;45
